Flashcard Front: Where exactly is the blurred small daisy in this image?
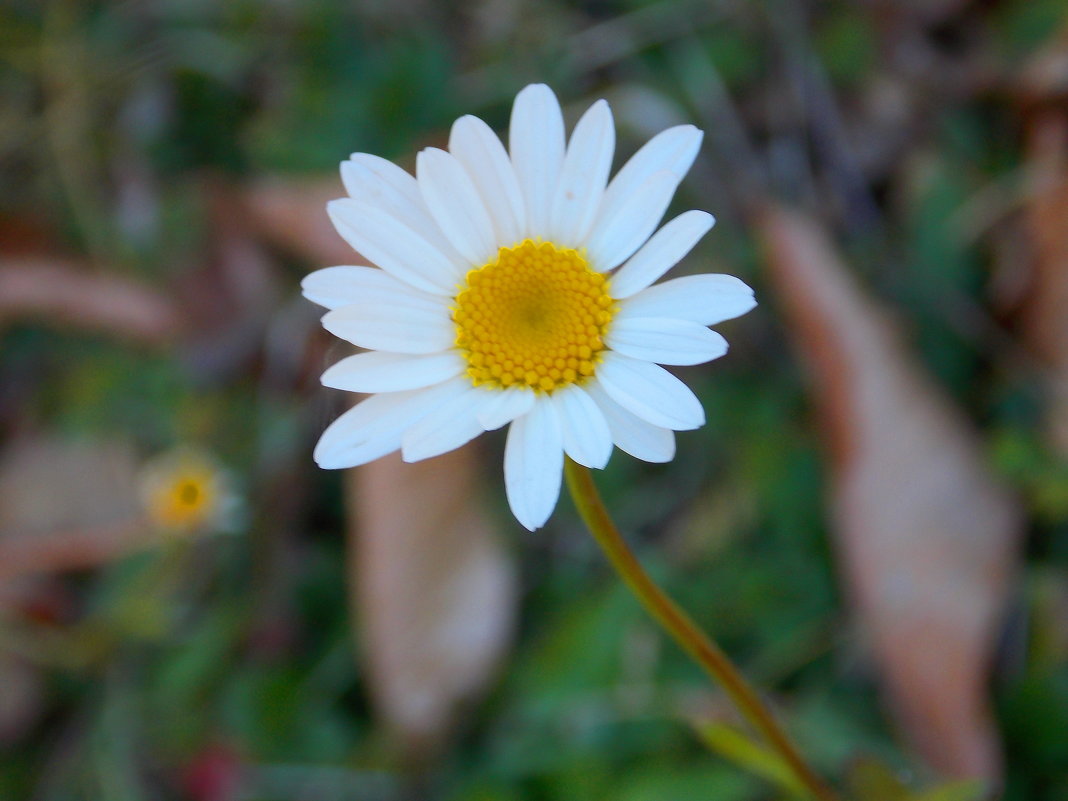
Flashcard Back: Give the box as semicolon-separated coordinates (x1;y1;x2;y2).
305;84;755;530
140;449;239;535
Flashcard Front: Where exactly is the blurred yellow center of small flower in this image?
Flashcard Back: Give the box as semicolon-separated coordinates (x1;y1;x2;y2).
146;469;216;529
452;240;615;393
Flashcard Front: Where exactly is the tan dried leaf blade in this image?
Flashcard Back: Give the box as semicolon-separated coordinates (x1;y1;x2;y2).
0;437;147;581
759;204;1020;782
1021;106;1068;454
347;445;515;760
245;177;357;266
0;258;181;344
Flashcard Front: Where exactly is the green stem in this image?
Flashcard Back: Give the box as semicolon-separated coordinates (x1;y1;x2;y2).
563;459;840;801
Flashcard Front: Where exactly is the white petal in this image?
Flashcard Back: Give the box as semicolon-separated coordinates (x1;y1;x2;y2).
328;198;463;295
417;147;497;266
597;125;702;227
342;154;465;264
510;84;565;238
345;153;423;207
606;317;728;366
550;385;613;469
303;265;441;311
315;410;401;469
321;351;465;393
549;99;615;247
340;157;432;237
585;170;677;271
609;210;715;299
617;274;756;326
504;400;563;531
595;352;705;431
302;266;388;310
477;386;537;431
449;115;526;247
586;382;675;463
322;301;453;354
313;382;460;469
401;384;497;462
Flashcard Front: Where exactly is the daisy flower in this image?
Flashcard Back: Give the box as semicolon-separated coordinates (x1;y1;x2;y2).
304;84;755;531
140;448;239;534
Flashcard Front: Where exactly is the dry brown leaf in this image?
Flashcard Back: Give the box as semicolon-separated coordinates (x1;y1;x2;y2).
347;444;515;760
759;204;1021;782
1022;115;1068;453
244;177;356;267
0;258;181;345
0;437;149;580
1019;63;1068;453
0;181;286;357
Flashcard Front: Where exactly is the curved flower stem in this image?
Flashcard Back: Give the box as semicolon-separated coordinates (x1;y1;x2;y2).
563;459;841;801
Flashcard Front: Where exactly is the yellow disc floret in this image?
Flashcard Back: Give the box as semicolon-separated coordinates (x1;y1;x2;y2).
141;454;223;532
453;240;616;393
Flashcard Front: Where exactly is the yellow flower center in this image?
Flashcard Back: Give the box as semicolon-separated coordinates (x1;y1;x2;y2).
147;470;216;529
452;240;616;393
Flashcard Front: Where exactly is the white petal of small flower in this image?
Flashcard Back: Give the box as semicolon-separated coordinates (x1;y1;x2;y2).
302;265;441;311
596;352;705;431
585;382;676;463
585;170;676;271
596;124;702;226
327;199;462;295
417;147;498;266
401;382;499;462
551;384;613;469
617;274;756;326
313;382;460;469
321;300;454;354
510;84;565;238
477;386;537;431
609;209;716;299
549;99;615;247
449;115;526;247
505;400;564;532
321;351;466;393
606;317;729;366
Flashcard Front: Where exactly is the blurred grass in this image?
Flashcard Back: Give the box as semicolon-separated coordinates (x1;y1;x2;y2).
1;1;1068;800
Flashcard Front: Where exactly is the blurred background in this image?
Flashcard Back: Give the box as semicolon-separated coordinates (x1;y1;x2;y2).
2;0;1068;799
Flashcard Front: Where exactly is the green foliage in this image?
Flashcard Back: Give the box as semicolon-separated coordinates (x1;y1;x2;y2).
694;721;807;797
814;7;876;87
